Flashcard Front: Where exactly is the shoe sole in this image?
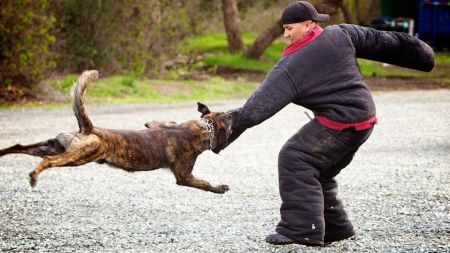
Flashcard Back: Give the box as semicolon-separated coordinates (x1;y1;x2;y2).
324;233;355;245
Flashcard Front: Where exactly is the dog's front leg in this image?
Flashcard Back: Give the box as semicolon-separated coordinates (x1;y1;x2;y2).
173;162;229;194
177;174;230;194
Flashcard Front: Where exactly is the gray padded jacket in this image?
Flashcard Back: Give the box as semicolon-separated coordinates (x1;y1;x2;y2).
230;24;435;136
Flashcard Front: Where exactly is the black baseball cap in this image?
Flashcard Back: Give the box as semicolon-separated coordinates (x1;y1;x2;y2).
282;1;330;25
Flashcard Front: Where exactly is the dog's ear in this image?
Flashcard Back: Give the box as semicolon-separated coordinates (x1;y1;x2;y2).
197;102;211;118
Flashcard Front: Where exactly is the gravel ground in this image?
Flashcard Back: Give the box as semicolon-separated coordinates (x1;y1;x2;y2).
0;90;449;253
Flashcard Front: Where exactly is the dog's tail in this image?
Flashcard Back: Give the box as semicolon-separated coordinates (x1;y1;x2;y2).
72;70;99;134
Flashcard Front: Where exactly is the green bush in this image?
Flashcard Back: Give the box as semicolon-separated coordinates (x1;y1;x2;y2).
0;0;55;87
51;1;155;75
51;1;206;77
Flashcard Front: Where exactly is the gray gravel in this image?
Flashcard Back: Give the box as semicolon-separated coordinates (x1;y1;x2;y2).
0;90;449;253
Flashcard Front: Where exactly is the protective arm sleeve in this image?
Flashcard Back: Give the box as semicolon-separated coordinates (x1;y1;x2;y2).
338;24;435;72
225;68;296;148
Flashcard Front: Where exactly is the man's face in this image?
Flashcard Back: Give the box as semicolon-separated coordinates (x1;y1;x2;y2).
283;21;315;44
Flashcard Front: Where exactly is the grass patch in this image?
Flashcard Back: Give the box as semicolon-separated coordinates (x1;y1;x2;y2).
358;52;450;85
0;75;259;109
182;33;256;55
357;59;422;78
0;101;67;110
182;34;229;54
204;54;274;72
435;52;450;64
87;76;259;104
183;33;286;73
47;74;78;93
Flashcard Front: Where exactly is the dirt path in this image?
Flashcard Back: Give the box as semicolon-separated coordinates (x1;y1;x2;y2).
0;90;449;252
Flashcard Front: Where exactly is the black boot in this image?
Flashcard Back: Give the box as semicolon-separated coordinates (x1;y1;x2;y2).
324;230;355;244
265;232;321;246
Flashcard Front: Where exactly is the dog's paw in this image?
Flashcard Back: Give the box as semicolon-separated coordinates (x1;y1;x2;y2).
214;184;230;194
29;171;38;188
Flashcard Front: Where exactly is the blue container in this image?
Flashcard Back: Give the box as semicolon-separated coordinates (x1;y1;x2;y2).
418;0;450;49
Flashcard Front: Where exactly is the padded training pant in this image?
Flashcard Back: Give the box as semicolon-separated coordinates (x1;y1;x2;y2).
276;119;373;245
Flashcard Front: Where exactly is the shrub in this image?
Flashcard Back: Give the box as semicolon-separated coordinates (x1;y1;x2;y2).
0;0;56;88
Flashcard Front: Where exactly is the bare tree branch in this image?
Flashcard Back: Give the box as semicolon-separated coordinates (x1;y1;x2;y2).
245;19;284;60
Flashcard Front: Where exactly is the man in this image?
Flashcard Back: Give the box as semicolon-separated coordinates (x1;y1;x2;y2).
219;1;435;247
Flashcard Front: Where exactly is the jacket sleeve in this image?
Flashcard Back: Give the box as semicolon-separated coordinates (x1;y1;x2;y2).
224;67;296;148
338;24;435;72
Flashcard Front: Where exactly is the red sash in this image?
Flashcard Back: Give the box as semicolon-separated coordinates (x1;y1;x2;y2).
282;26;323;57
316;115;377;131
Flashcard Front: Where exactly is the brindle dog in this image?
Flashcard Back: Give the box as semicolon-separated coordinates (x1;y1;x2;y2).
0;70;233;194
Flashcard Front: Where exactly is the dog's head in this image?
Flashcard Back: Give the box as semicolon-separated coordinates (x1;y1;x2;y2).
197;102;233;154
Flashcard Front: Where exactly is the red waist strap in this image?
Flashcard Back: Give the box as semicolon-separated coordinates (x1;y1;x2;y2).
316;115;377;131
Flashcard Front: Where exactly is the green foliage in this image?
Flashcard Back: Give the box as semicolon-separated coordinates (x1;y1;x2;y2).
51;0;209;76
1;0;449;106
52;0;157;75
0;0;56;86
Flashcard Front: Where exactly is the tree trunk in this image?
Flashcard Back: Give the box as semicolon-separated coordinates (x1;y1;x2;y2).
220;0;286;59
355;0;363;24
323;0;353;23
221;0;245;54
245;19;284;60
338;2;353;24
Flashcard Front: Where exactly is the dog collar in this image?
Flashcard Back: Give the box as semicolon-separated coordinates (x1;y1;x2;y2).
200;118;215;150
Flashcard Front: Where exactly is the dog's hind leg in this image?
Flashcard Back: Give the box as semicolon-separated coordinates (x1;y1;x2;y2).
172;162;229;194
0;139;67;158
29;139;101;187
